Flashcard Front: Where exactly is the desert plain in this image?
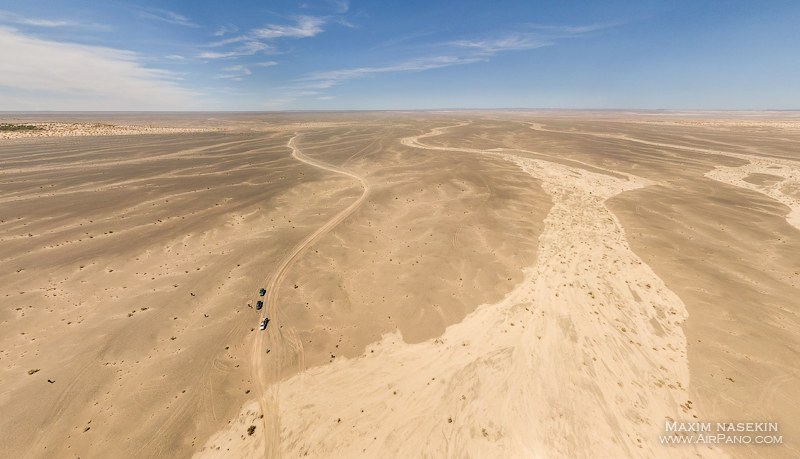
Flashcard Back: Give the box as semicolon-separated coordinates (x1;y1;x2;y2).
0;111;799;458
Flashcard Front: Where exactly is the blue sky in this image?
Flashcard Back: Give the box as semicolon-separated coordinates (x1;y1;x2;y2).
0;1;798;110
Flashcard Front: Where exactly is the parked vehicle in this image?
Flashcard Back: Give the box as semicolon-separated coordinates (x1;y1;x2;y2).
259;288;266;296
259;318;270;330
256;300;263;310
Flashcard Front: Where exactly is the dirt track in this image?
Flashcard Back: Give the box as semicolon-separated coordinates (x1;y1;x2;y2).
251;133;371;458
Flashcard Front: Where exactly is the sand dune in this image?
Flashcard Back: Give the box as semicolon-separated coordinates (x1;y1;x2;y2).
1;112;798;458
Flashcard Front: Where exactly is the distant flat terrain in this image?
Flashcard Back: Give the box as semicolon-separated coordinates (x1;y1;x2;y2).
0;112;798;458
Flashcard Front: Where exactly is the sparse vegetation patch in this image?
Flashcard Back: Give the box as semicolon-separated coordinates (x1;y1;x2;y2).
0;123;40;132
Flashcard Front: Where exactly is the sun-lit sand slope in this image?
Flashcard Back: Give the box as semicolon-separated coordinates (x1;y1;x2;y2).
1;112;799;458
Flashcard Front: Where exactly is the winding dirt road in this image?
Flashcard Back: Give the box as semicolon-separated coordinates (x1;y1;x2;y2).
250;133;371;457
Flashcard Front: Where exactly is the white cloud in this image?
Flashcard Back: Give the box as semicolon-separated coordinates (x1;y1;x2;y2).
450;35;550;55
215;64;252;81
447;24;617;57
294;23;615;98
213;25;239;36
223;65;249;72
213;61;276;81
328;0;350;13
252;16;325;39
301;55;482;89
139;8;199;28
199;41;273;59
0;27;198;110
526;22;618;35
200;16;324;62
209;16;325;47
14;18;76;27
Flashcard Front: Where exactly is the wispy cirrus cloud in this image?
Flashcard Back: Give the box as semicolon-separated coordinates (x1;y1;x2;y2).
139;8;199;28
0;26;197;110
450;35;550;55
292;55;481;97
304;55;481;84
210;15;326;47
213;61;276;80
252;15;325;39
215;64;252;81
199;41;274;59
0;9;108;29
213;24;239;37
448;23;615;56
296;35;541;91
526;22;619;35
327;0;350;14
199;15;327;74
293;22;618;99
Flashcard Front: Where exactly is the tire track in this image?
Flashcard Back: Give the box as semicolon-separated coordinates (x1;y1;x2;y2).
250;133;371;458
1;137;268;175
23;356;97;459
138;319;245;458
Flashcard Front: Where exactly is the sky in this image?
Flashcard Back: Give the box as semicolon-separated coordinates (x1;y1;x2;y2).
0;0;798;111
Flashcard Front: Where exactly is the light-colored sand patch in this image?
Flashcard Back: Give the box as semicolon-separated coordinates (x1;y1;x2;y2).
615;119;800;132
193;400;265;458
526;122;800;231
0;122;221;139
706;160;800;230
